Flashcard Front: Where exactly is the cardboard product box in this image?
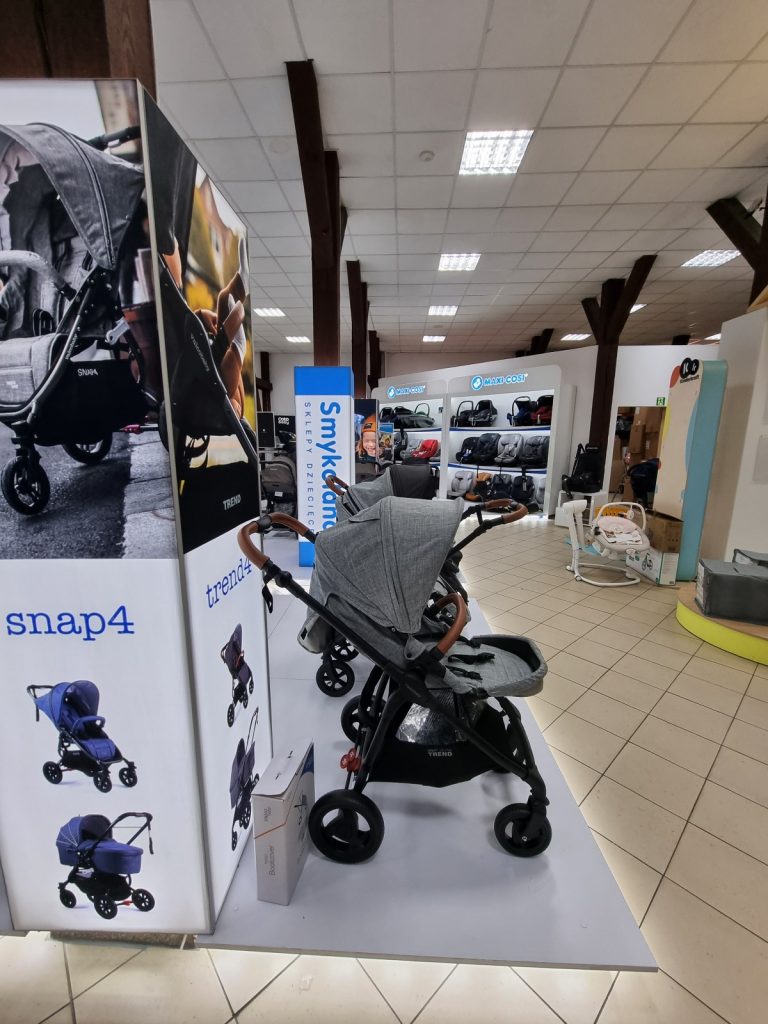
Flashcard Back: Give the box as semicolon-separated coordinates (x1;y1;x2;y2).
642;407;665;433
609;459;625;491
612;435;622;460
646;512;683;553
252;741;314;906
696;560;768;624
643;431;661;460
626;547;679;586
628;422;645;454
733;549;768;568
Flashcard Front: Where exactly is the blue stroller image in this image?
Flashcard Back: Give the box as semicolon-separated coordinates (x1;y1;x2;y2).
56;812;154;919
229;709;260;850
221;624;254;727
28;681;137;792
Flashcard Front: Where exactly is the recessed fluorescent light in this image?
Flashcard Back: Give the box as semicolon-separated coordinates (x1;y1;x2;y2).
630;303;646;313
423;335;445;343
428;305;458;316
253;307;286;317
706;333;721;340
439;253;481;272
561;333;590;341
681;250;740;268
460;130;533;175
286;336;310;344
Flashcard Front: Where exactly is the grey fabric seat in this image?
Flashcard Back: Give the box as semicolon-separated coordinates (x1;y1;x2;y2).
0;332;60;405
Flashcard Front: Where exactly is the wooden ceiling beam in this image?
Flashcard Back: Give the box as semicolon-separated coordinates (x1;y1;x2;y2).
347;260;369;398
707;187;768;302
368;330;381;391
530;328;553;356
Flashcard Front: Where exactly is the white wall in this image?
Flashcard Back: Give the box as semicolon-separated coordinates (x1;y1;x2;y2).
266;352;313;415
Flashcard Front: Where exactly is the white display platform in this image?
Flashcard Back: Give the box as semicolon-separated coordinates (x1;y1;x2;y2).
201;586;655;971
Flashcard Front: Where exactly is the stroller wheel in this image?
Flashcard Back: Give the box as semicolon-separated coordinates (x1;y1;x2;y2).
118;766;138;788
227;703;235;728
62;437;112;465
94;896;117;919
94;770;112;793
309;790;384;864
59;888;76;909
494;803;552;858
242;690;249;709
43;761;63;784
341;697;361;744
132;888;155;913
332;639;359;662
1;457;50;515
248;677;254;694
240;803;252;830
316;660;355;698
231;830;238;851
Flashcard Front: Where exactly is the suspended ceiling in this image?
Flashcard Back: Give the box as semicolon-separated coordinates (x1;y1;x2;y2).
150;0;768;355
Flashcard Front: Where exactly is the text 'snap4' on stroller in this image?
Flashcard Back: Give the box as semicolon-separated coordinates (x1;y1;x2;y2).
0;123;152;514
28;681;137;792
56;812;154;919
239;497;551;865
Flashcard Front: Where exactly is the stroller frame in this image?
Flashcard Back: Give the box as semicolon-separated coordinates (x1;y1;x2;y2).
220;624;255;727
230;709;260;850
58;811;154;919
238;516;550;865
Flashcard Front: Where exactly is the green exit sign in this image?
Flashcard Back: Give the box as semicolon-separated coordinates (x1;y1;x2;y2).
656;397;667;406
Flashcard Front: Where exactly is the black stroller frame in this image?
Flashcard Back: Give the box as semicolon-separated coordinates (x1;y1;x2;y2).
238;515;550;865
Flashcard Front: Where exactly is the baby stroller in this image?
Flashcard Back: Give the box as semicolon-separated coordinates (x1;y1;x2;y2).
56;812;154;919
238;498;550;863
28;681;137;792
261;453;297;516
229;709;260;849
221;623;254;727
0;122;152;515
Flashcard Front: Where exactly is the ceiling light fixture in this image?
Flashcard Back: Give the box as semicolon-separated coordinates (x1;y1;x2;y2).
428;305;458;316
459;130;533;175
286;336;310;343
706;333;721;340
418;149;435;162
561;333;590;341
253;307;285;317
439;253;481;272
630;303;646;313
681;250;740;268
423;335;445;343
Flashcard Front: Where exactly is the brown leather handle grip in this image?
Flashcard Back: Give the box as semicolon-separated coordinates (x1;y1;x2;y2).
269;513;312;535
325;474;349;496
433;593;469;655
237;521;268;570
484;498;516;511
500;505;528;525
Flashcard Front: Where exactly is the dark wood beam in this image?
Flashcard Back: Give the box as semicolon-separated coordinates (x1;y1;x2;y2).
707;187;768;302
311;150;342;365
0;1;156;96
605;255;656;340
581;297;601;340
672;334;690;346
347;260;368;398
529;328;553;356
368;330;381;391
258;352;271;411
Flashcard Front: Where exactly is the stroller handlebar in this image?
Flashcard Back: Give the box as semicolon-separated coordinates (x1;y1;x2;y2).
325;474;349;496
239;514;315;570
433;593;469;654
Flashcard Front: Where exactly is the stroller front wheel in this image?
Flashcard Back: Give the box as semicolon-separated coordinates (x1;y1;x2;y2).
132;888;155;912
43;761;63;784
227;703;235;728
248;676;254;694
62;437;112;465
240;803;252;830
316;660;355;698
94;895;117;919
309;790;384;864
231;830;238;851
94;770;112;793
59;888;76;909
494;803;552;858
118;766;138;788
341;697;362;744
332;638;359;662
1;457;50;515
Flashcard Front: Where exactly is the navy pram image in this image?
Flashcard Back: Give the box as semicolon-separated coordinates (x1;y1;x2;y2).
220;623;254;727
229;709;260;850
56;812;154;919
28;681;137;792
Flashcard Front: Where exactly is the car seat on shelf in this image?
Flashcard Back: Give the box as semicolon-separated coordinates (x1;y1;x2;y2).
450;400;474;428
495;432;523;466
470;399;497;427
402;438;439;463
464;471;492;503
507;396;536;427
518;433;549;468
531;395;553;425
511;470;536;507
456;436;480;463
448;469;475;498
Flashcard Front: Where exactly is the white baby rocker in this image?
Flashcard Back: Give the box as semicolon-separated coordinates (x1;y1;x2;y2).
562;499;650;587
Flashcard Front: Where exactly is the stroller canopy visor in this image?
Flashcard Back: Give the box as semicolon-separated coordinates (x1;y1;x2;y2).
0;123;144;270
35;680;99;727
340;464;435;519
315;496;463;634
56;815;142;873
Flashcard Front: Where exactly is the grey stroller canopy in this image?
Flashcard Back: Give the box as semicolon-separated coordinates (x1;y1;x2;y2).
335;464;436;522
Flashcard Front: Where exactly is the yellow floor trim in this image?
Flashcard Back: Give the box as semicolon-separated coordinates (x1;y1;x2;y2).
676;591;768;666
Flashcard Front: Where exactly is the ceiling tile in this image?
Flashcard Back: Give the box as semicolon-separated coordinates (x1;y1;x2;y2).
693;65;768;124
569;0;690;64
280;180;307;211
674;167;767;203
518;252;566;269
191;0;303;78
559;251;611;269
263;236;311;257
394;71;474;131
398;255;441;271
717;124;768;167
194;137;273;181
233;77;296;135
397;176;454;208
616;64;735;124
586;125;679;171
660;0;768;62
575;229;637;252
351;235;398;255
319;74;393;133
451;175;513;208
153;1;223;81
223;181;289;213
248;257;282;275
652;124;751;168
595;203;665;229
562;171;639;204
495;207;555;231
293;0;390;72
361;254;398;272
396;209;449;233
543;66;645;127
663;228;732;250
642;203;711;229
545;205;610;230
340;177;396;209
618;168;702;203
158;81;252;138
348;209;397;234
521;127;605;173
468;69;559;129
393;0;488;71
529;231;585;252
246;212;303;236
395;132;465;176
506;172;577;206
446;209;501;232
482;0;590;68
625;228;687;250
260;136;302;179
329;135;395;177
480;253;524;270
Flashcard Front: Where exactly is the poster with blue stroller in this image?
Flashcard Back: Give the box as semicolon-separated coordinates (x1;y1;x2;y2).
229;710;260;850
221;623;255;727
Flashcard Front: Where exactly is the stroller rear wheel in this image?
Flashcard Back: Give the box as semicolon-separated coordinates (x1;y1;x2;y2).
62;437;112;465
494;803;552;858
240;803;251;830
118;766;138;788
316;659;355;698
242;691;249;709
227;703;235;728
1;457;50;515
94;895;117;919
332;638;359;662
248;677;254;694
341;697;362;744
43;761;63;784
132;888;155;912
309;790;384;864
59;888;76;909
231;830;238;851
94;769;112;793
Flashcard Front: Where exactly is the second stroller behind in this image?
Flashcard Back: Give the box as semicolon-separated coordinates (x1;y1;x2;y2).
229;709;260;849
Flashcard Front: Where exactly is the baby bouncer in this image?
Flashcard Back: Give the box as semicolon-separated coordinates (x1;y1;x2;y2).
563;499;650;587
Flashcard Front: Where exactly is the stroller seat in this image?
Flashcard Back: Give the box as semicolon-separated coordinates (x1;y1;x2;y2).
76;838;143;875
72;727;117;763
0;332;60;405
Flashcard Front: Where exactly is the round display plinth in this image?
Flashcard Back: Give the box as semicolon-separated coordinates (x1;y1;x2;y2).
676;582;768;666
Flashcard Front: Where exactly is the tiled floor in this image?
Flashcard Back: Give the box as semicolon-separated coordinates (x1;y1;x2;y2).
3;518;767;1023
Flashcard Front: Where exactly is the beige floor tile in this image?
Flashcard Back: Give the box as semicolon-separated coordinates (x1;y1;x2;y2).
611;654;678;690
642;879;768;1024
659;614;694;636
601;613;656;639
724;719;768;765
737;695;768;732
631;596;681;617
485;609;542;635
0;932;71;1024
636;589;681;609
538;672;587;709
669;673;743;716
478;591;520;614
416;964;561;1024
526;593;578;614
513;578;560;596
581;777;685;873
580;624;639;653
747;674;768;703
633;717;719;777
526;695;562;730
527;622;583;651
65;940;143;998
549;747;600;803
694;644;757;674
592;833;662;924
568;689;646;739
593;671;664;713
691;781;768;866
535;641;561;662
544;713;626;772
684;657;752;695
359;959;455;1024
542;612;596;637
651;692;731;743
604;603;667;626
558;603;614;627
628;639;693;673
607;743;704;819
645;627;703;657
514;966;615;1024
516;602;568;624
710;747;768;809
756;664;768;680
42;1009;75;1024
547;651;606;686
237;955;398;1024
599;969;727;1024
74;947;231;1024
209;949;297;1015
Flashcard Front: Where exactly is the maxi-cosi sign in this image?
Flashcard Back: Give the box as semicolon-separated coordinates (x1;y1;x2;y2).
386;383;427;399
294;366;354;567
470;372;528;391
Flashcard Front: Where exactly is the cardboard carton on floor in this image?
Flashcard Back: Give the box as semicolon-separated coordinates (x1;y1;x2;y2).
252;740;314;905
628;421;645;454
645;512;683;553
626;547;679;586
697;560;768;624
